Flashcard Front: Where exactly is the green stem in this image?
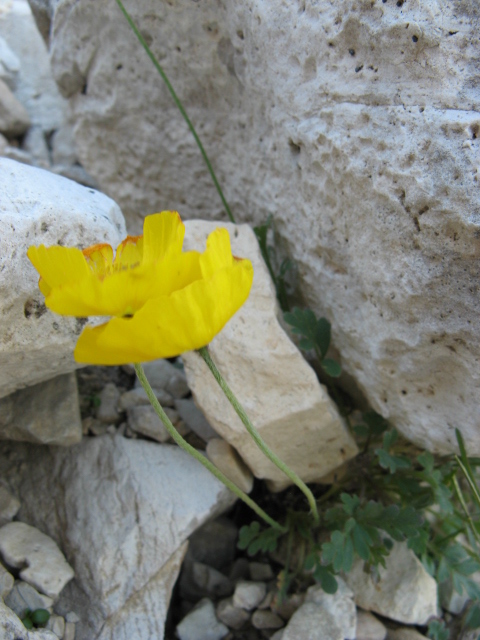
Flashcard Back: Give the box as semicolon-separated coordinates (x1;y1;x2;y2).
114;0;235;224
134;363;286;532
198;346;320;524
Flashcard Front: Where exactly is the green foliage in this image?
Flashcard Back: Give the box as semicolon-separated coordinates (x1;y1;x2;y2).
375;429;412;473
22;608;50;629
238;521;282;556
427;619;450;640
304;550;338;594
465;601;480;630
283;307;341;377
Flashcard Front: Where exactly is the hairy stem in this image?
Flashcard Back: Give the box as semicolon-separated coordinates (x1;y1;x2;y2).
198;346;320;524
134;363;286;532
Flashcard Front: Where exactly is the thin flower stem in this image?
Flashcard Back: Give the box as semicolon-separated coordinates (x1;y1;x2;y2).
114;0;235;224
198;347;320;524
134;363;286;533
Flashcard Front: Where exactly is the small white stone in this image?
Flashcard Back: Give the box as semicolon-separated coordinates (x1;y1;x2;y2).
175;398;218;442
356;610;387;640
305;578;356;640
46;613;66;638
282;602;343;640
0;522;74;599
176;598;229;640
63;621;76;640
233;580;267;611
251;609;284;630
65;611;80;623
206;439;254;494
0;597;57;640
4;579;54;616
23;125;50;168
216;597;250;630
387;629;429;640
0;77;30;135
127;405;170;442
96;383;121;424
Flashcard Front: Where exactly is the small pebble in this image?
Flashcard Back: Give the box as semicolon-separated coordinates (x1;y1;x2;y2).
216;597;251;630
176;597;229;640
251;609;284;630
64;621;76;640
0;483;20;526
206;439;254;494
65;611;80;623
46;614;66;638
356;610;387;640
233;581;267;611
96;382;121;423
0;564;14;598
192;562;233;598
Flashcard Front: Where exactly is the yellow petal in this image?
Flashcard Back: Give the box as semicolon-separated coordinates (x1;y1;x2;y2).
47;249;202;317
27;245;91;290
113;235;143;270
142;211;185;264
199;228;234;279
82;243;114;277
74;258;254;365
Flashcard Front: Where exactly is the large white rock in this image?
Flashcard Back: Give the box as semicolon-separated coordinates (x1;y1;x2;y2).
0;158;125;399
0;436;235;640
38;0;480;454
182;221;358;488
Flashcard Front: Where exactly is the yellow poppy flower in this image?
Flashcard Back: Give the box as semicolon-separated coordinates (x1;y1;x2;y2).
27;211;254;365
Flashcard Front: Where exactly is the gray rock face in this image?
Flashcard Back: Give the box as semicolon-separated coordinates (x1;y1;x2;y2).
0;436;235;640
0;158;125;399
39;0;480;454
0;373;82;445
182;221;357;488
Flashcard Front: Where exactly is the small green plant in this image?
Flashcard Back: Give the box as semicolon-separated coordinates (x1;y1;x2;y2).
283;307;341;377
21;608;50;629
428;619;450;640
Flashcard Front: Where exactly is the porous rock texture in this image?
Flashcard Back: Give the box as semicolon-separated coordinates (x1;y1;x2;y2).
35;0;480;453
0;158;125;398
182;221;358;488
0;436;235;639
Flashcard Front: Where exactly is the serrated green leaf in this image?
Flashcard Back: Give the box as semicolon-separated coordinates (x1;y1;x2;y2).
340;493;360;516
418;451;435;472
376;448;412;473
362;411;389;436
353;424;370;438
237;522;261;550
427;619;450;640
321;358;342;377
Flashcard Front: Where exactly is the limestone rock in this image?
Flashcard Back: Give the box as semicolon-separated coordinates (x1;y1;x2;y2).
251;610;283;630
0;436;235;640
183;221;358;488
216;597;250;630
0;522;74;599
118;386;174;410
232;581;267;611
175;398;218;442
0;597;57;640
356;610;387;640
0;78;30;135
4;580;54;616
206;439;254;494
96;383;121;424
176;598;229;640
387;630;429;640
305;579;357;640
282;602;343;640
126;405;170;442
345;541;438;625
0;158;125;398
40;0;480;454
0;373;81;445
0;0;67;131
